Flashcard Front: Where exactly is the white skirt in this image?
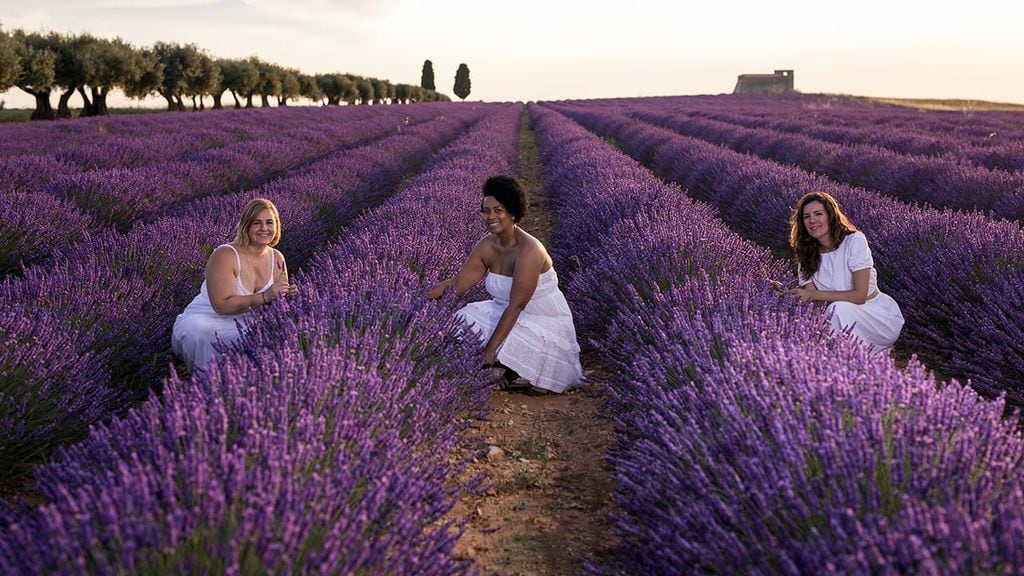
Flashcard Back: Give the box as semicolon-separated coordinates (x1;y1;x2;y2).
456;269;583;393
826;292;905;354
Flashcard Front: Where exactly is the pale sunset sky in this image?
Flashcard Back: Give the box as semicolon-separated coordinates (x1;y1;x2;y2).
1;0;1022;107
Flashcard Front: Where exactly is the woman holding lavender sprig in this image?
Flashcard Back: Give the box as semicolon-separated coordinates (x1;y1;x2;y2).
783;191;905;354
172;198;297;373
427;175;583;394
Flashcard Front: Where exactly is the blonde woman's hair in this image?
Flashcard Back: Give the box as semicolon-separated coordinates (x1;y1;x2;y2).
232;198;282;247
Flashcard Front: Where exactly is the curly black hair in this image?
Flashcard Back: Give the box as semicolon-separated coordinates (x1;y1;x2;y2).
482;175;526;223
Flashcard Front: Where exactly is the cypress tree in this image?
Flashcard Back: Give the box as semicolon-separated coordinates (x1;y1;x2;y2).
453;63;470;101
420;59;434;91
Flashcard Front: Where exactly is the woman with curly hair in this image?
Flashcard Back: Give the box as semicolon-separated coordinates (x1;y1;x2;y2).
428;175;583;394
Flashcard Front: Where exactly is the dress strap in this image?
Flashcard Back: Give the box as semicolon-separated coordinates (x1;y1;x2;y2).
222;244;242;271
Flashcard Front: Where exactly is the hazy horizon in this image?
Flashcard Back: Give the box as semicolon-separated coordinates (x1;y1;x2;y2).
2;0;1023;108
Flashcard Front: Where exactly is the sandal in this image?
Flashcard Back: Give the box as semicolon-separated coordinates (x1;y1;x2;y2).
496;377;532;391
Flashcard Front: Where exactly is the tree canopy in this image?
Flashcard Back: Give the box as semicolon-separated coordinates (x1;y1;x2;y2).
1;26;451;120
0;28;21;92
420;59;435;91
453;63;471;101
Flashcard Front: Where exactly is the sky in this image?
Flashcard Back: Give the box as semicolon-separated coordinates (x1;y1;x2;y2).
2;0;1023;108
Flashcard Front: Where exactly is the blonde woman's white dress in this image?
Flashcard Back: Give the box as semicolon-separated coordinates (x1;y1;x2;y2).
172;245;277;372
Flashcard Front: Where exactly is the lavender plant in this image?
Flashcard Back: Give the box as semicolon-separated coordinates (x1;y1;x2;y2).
545;102;1024;404
529;103;1024;575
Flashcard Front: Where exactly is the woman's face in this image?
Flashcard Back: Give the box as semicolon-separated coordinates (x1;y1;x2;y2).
480;196;514;234
802;200;830;244
248;208;277;247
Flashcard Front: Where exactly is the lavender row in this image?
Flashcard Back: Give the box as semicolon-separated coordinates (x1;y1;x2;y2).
0;103;521;575
0;106;385;192
651;93;1024;147
610;105;1024;221
0;105;490;485
49;107;390;171
0;105;451;275
0;105;342;157
47;105;449;230
687;106;1024;173
530;103;1024;575
546;102;1024;404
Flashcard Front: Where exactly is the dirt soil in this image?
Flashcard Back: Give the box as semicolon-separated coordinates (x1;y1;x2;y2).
448;109;617;575
452;378;616;575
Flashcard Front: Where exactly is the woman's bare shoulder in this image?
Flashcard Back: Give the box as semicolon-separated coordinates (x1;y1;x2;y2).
472;233;499;252
515;232;552;265
208;244;238;267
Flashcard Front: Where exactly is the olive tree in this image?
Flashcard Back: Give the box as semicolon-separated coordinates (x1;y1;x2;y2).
0;27;20;92
217;58;259;109
12;30;57;119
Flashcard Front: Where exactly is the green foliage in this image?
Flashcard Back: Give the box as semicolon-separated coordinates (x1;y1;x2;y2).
12;30;56;92
277;68;301;104
394;83;410;104
354;76;373;105
153;41;209;110
370;77;389;104
124;47;164;99
251;58;284;107
297;73;322;102
184;51;220;104
453;62;470;101
420;59;435;91
315;73;358;105
219;58;260;106
0;27;20;91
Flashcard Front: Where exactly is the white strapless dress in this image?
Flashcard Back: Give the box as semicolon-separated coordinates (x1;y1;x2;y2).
456;267;583;393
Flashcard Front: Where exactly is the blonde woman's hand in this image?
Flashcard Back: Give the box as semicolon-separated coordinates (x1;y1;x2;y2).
267;279;297;302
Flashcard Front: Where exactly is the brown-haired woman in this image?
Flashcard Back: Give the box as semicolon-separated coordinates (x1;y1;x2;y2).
172;198;297;373
786;191;904;353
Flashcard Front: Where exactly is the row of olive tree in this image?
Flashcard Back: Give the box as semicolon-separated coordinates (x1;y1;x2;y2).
0;26;449;120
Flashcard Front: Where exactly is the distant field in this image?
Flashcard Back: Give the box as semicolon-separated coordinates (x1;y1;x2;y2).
0;107;166;123
3;94;1023;122
862;96;1024;111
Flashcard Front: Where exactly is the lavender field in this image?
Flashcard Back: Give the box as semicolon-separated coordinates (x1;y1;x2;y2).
2;94;1023;574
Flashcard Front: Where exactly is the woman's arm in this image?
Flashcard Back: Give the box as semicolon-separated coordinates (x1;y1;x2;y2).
789;269;871;304
482;252;543;366
207;247;263;315
427;238;490;300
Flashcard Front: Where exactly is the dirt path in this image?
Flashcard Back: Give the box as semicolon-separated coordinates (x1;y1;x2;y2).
450;109;617;574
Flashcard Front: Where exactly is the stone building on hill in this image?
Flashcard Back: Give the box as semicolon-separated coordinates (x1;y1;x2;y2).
734;70;794;94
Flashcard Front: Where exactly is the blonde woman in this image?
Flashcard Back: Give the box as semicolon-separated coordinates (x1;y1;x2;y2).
172;198;296;373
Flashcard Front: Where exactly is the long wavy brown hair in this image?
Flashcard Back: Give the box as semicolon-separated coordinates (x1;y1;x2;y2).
789;191;858;281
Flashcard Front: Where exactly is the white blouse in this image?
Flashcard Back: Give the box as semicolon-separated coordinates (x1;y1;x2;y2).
800;232;878;294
